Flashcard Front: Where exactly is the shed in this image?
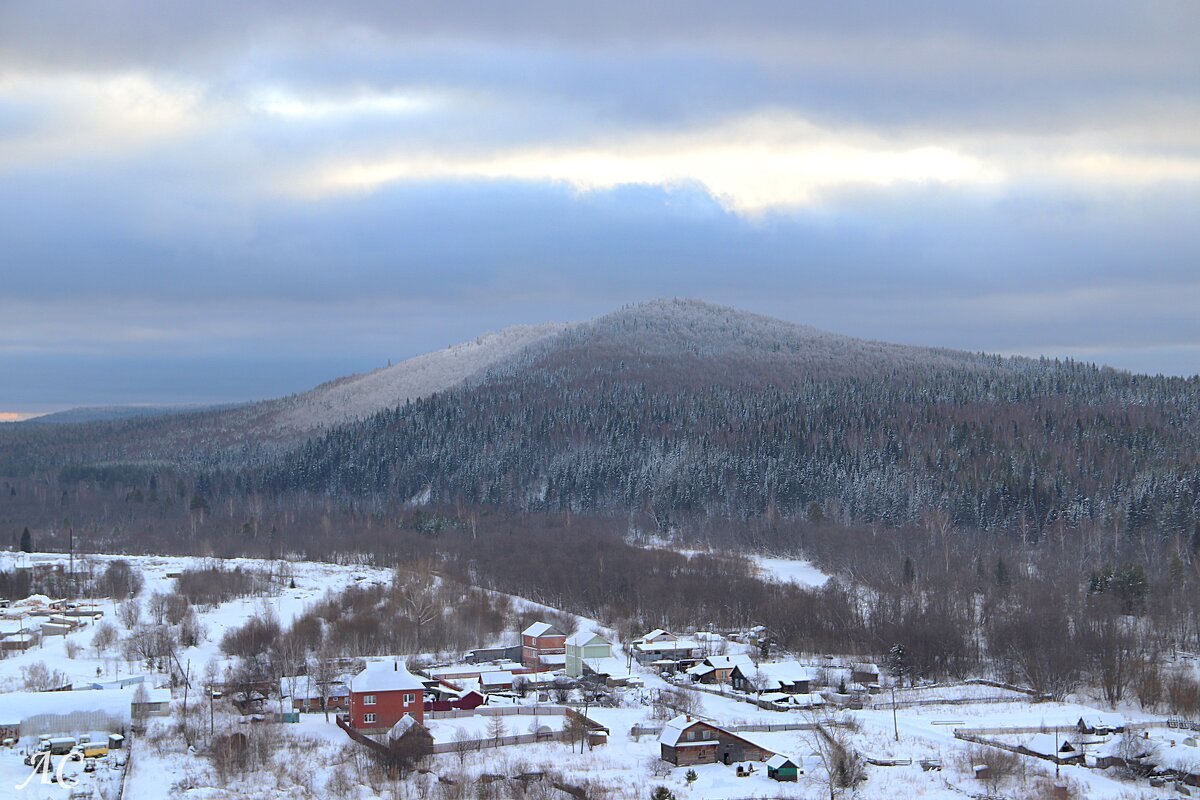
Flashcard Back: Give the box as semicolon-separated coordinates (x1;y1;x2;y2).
766;754;800;782
1077;713;1124;735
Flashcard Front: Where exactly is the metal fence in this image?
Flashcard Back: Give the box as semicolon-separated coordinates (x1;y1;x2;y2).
20;711;125;738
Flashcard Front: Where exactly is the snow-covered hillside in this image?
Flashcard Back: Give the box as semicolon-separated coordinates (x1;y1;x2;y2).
262;322;569;435
0;550;1177;800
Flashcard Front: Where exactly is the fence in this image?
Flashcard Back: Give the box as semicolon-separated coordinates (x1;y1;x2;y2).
887;696;1034;710
21;711;125;738
728;722;823;733
431;729;561;754
340;707;606;757
427;705;574;720
962;678;1049;699
113;737;133;800
955;720;1171;738
1168;718;1200;732
631;720;829;737
685;681;836;712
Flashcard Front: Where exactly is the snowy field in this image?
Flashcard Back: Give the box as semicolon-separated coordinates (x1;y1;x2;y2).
750;556;830;588
0;551;393;693
0;550;1179;799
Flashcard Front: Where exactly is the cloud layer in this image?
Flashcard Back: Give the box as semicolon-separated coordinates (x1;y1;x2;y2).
1;2;1198;410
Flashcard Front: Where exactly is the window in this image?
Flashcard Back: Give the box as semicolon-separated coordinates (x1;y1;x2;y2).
403;693;415;704
363;694;376;706
363;713;376;724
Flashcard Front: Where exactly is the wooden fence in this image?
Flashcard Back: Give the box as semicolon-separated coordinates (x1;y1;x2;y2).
631;720;830;737
955;720;1171;738
339;707;606;757
113;737;133;800
430;729;561;753
427;705;574;720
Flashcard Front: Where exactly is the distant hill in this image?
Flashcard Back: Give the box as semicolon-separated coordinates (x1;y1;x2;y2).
260;299;1200;534
3;299;1198;535
0;323;566;472
18;404;230;426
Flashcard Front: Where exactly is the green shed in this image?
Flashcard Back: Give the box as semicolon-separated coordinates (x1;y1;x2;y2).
766;754;800;782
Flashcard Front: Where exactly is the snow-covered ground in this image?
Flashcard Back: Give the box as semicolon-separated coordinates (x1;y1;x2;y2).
0;551;391;693
267;322;568;434
0;550;1177;799
750;556;830;588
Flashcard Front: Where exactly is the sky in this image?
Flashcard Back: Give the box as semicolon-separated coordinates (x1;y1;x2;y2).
1;2;1198;415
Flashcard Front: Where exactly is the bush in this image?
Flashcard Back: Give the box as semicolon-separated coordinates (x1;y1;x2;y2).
176;565;266;606
220;609;281;657
22;661;68;691
99;560;143;598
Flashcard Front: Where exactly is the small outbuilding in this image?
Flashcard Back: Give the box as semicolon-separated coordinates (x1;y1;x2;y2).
1077;713;1124;736
766;754;801;782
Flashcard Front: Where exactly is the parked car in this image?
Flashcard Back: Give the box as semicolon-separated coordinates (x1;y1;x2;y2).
84;758;97;772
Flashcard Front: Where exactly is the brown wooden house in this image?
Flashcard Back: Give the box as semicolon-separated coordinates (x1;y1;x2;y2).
659;715;775;766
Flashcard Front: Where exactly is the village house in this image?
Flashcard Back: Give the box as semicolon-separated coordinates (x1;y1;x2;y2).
132;687;173;717
40;620;73;638
1020;734;1086;765
347;660;426;734
730;660;816;695
423;660;538;696
0;630;39;651
521;622;567;669
687;654;755;686
479;670;516;693
1077;712;1125;736
632;629;701;666
279;675;350;713
387;713;434;755
659;714;776;766
565;631;614;678
851;662;881;687
422;680;485;712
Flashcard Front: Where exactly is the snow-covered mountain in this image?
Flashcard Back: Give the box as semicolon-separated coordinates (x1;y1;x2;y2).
253;322;568;436
5;298;1197;537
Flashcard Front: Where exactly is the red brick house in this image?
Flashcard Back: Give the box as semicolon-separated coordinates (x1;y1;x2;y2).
347;661;425;734
521;622;566;669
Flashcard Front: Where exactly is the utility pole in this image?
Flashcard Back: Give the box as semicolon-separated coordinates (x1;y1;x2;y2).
1055;726;1061;780
891;685;899;742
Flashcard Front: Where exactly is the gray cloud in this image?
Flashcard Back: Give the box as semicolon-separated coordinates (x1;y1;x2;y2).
0;1;1197;410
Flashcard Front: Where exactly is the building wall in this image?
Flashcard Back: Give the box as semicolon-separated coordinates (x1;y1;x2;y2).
348;688;424;733
522;634;566;668
662;743;718;766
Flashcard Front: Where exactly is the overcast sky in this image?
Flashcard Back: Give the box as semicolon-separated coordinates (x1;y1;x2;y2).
2;2;1198;415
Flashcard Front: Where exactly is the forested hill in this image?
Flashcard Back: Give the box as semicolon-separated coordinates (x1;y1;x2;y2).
0;323;565;473
260;299;1200;536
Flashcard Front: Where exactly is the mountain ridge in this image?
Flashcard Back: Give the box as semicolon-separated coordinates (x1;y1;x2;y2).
4;298;1197;539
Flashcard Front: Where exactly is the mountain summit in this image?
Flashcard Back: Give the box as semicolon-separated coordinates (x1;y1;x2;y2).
4;299;1197;538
